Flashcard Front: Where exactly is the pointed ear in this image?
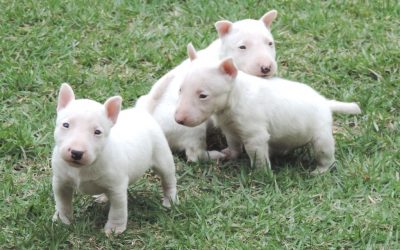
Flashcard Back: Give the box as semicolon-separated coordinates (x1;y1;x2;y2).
187;43;197;61
57;83;75;112
215;20;233;38
104;96;122;124
219;58;238;78
260;10;277;29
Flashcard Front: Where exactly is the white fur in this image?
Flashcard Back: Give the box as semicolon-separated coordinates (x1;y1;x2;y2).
136;10;278;161
52;84;177;236
175;58;361;175
327;100;361;114
216;10;278;77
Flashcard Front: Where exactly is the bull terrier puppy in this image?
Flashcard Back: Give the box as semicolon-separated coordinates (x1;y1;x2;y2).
52;83;177;236
175;53;361;175
136;10;278;162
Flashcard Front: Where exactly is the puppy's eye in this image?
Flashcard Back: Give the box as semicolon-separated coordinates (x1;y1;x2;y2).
179;88;182;93
62;122;69;128
94;129;102;135
268;42;274;46
199;94;208;99
239;45;246;50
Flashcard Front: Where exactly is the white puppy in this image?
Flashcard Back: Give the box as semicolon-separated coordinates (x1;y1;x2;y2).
136;10;278;161
175;55;361;175
52;83;177;236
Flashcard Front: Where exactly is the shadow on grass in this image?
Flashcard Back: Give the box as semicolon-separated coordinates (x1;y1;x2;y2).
206;126;323;176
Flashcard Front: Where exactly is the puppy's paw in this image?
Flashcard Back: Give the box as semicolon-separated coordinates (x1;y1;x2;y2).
221;148;240;160
186;155;199;163
162;194;179;208
93;193;109;203
52;210;72;225
208;150;226;160
162;197;172;208
310;164;335;176
104;221;126;236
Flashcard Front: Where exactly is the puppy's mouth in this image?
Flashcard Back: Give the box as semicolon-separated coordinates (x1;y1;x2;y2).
181;117;208;128
65;159;86;168
259;73;273;78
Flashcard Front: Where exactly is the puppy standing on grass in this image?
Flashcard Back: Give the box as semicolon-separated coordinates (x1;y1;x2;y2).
175;47;361;175
135;10;278;162
52;83;177;236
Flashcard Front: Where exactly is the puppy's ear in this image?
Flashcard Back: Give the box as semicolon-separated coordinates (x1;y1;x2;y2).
57;83;75;112
260;10;277;29
187;43;197;61
219;58;238;79
104;96;122;124
215;20;233;38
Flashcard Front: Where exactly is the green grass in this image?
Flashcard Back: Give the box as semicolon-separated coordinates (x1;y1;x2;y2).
1;0;399;248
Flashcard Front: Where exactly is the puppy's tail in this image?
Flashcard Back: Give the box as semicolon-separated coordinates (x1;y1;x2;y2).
136;74;174;114
328;100;361;114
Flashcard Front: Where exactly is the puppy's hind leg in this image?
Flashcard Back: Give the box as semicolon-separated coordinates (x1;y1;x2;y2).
311;128;336;176
152;141;178;207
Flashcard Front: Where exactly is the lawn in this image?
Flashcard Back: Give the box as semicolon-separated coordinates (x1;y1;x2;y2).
0;0;399;249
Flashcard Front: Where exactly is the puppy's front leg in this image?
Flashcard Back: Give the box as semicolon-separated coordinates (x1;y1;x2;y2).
221;130;242;160
52;177;74;225
104;189;128;236
243;133;271;169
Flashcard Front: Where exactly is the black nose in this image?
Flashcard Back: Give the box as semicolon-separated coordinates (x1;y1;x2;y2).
176;119;184;125
71;150;84;160
261;66;271;74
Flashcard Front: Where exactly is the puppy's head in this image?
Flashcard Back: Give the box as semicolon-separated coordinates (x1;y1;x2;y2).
215;10;278;78
175;45;237;127
54;83;122;167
